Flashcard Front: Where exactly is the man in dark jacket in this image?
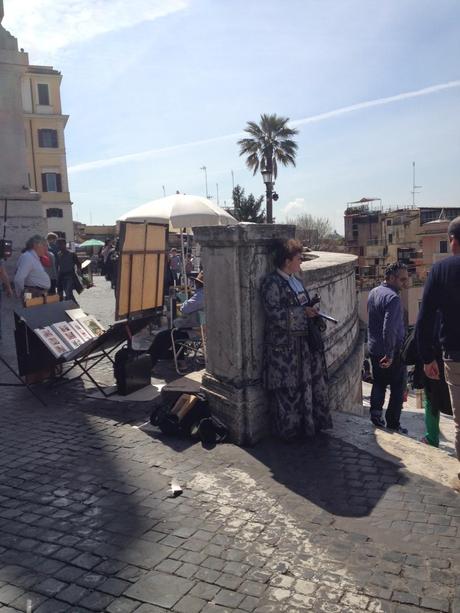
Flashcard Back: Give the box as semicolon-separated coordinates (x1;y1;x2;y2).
416;216;460;491
56;239;81;301
367;262;409;432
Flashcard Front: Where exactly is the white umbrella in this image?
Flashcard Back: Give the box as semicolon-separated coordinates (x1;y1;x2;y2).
118;194;237;292
168;194;237;228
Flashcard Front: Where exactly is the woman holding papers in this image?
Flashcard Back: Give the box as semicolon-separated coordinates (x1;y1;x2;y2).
260;238;332;441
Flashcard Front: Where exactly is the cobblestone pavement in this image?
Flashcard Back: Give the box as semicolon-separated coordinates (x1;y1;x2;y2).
0;279;459;612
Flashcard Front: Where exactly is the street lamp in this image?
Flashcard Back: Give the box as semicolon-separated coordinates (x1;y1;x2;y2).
261;168;273;223
200;166;209;199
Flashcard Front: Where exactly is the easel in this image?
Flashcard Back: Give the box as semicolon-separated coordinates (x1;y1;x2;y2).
14;300;154;398
49;315;153;396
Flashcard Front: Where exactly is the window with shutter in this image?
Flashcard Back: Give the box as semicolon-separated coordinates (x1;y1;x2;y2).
41;173;62;193
46;208;63;218
37;84;50;105
38;129;58;148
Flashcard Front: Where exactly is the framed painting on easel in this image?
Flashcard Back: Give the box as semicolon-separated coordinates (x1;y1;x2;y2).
115;221;168;321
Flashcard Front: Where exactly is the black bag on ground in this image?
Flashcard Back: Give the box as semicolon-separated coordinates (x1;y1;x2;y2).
114;347;152;396
151;392;210;437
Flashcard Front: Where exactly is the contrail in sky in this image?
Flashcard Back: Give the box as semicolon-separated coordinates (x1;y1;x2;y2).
68;80;460;174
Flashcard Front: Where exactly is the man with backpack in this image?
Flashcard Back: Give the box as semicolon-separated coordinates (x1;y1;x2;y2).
367;262;409;433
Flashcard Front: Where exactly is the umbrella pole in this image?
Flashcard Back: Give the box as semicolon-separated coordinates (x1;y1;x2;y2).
180;230;188;297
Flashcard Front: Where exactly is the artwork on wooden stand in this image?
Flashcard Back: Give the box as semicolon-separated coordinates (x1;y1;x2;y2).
68;320;93;343
116;221;167;320
52;321;85;350
33;327;70;358
65;308;87;321
79;316;105;338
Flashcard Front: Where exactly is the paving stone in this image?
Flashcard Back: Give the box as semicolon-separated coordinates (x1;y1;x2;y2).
35;598;73;613
392;591;420;606
78;590;116;611
125;571;194;608
0;584;24;605
10;590;48;611
214;588;245;608
100;577;131;596
175;562;199;578
195;567;220;583
34;578;67;597
55;583;89;604
189;581;220;601
420;596;450;612
106;596;142;613
239;580;267;597
174;594;207;613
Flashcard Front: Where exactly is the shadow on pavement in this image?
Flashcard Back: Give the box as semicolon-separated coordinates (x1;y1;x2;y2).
245;432;409;519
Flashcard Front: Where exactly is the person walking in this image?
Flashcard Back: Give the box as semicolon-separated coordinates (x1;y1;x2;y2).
56;238;81;301
367;262;409;433
169;248;181;284
416;216;460;491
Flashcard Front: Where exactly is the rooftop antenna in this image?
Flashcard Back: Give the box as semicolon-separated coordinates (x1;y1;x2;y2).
411;161;422;206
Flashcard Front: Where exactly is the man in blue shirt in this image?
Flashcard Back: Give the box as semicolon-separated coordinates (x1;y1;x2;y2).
367;262;409;432
416;216;460;491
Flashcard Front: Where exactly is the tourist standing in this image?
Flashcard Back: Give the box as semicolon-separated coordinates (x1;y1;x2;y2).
416;216;460;491
14;235;51;298
169;248;181;284
260;239;331;441
367;262;409;433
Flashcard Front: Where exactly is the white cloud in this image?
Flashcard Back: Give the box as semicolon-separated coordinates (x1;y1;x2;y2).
3;0;188;57
282;198;305;219
290;80;460;128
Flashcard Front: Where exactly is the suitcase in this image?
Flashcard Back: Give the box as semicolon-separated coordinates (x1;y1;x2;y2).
114;348;152;396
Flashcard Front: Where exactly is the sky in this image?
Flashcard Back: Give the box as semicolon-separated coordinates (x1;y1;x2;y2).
4;0;460;232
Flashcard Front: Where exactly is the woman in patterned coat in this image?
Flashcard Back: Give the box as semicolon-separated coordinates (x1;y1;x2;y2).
260;239;332;441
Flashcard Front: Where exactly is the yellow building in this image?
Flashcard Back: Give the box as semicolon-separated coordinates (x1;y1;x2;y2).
22;63;73;240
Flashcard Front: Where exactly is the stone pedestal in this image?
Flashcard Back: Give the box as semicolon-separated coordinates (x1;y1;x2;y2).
194;224;295;445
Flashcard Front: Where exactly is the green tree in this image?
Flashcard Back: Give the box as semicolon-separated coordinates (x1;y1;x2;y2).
232;185;266;223
238;113;298;222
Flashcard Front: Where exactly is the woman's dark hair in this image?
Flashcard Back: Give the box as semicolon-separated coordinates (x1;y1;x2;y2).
270;238;303;268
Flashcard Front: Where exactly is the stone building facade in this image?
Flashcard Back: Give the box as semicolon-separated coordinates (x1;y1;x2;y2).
0;2;46;270
0;0;73;266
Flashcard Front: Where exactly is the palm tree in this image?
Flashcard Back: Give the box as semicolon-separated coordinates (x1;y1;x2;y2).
238;113;298;222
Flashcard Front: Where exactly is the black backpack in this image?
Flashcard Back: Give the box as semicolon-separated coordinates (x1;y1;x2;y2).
400;327;418;366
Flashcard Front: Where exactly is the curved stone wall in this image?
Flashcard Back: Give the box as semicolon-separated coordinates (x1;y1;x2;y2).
300;252;364;416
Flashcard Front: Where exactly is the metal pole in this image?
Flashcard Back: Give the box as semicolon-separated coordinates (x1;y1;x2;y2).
231;170;235;191
265;182;273;224
162;185;166;197
216;183;219;205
